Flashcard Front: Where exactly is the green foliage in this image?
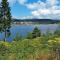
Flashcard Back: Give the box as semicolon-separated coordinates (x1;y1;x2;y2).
0;0;12;41
0;35;59;60
27;32;33;39
32;27;41;38
27;27;41;39
14;33;23;41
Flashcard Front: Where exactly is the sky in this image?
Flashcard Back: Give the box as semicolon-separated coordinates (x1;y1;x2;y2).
0;0;60;19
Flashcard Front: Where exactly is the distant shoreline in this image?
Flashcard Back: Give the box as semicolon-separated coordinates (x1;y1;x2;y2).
12;23;56;25
13;19;60;25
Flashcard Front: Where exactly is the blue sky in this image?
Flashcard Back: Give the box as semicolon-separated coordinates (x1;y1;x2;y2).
0;0;60;19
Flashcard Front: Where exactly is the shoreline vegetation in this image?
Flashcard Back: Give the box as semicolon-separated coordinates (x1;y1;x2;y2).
0;26;60;60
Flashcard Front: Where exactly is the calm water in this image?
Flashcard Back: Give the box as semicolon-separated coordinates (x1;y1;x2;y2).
0;24;58;41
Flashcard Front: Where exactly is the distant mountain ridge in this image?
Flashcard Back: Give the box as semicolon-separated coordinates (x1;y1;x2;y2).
13;19;60;24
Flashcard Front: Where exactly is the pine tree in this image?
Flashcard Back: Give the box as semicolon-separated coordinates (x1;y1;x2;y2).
1;0;12;41
32;27;41;38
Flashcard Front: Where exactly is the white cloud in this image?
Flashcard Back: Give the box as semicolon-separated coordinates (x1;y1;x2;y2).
32;9;60;15
26;0;59;10
18;0;27;5
26;1;46;10
52;10;60;15
46;0;58;6
51;5;60;10
31;9;60;19
32;9;51;16
25;0;60;19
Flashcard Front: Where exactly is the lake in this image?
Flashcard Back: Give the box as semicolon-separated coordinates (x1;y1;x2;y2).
0;24;59;41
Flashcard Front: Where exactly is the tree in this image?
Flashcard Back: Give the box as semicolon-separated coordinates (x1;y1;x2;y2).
27;27;41;39
32;27;41;38
0;3;3;32
0;4;1;20
0;0;12;41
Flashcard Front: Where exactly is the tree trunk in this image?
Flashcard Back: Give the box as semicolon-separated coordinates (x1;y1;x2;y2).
4;29;7;42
